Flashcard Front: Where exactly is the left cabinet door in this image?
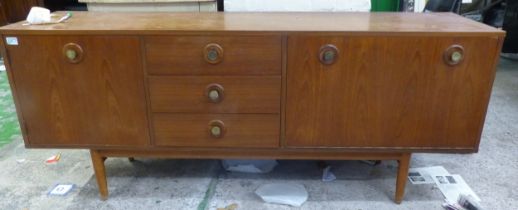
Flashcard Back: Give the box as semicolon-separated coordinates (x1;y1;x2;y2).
4;36;150;147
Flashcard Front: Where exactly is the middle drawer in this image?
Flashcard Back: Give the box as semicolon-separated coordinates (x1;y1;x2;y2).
149;76;281;113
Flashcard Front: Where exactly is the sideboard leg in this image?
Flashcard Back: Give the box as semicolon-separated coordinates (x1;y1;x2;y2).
395;153;411;204
128;157;135;162
90;150;109;200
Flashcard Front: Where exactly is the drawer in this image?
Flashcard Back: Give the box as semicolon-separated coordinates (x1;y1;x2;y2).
145;36;282;75
153;114;280;148
149;76;281;113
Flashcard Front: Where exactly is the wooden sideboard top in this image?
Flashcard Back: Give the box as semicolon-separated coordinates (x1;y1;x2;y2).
0;11;504;36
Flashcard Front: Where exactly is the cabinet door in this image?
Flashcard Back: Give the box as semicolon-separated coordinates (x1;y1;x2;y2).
5;36;149;147
286;35;501;150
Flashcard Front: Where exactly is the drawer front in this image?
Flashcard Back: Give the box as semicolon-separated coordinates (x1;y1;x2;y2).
286;35;501;149
153;114;280;148
149;76;281;113
145;36;282;75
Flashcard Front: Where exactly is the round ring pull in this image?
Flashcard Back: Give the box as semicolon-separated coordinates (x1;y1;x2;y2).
208;120;225;138
204;43;223;64
319;44;339;65
62;43;84;64
206;83;224;103
444;45;464;66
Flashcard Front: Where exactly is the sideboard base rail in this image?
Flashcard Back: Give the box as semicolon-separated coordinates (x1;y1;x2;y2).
89;149;411;204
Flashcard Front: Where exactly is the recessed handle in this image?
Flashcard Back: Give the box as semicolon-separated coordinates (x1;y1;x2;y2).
204;43;223;64
208;120;225;138
206;83;224;103
319;44;339;65
62;43;84;64
444;45;464;66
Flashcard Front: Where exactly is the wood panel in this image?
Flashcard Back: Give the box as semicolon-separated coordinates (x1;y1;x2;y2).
145;36;282;75
0;0;43;24
149;76;281;113
99;148;408;160
286;35;501;149
153;114;279;148
0;12;504;36
0;2;7;26
6;35;150;146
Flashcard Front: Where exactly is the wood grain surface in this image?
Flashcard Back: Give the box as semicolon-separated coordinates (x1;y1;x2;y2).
0;12;504;36
5;35;150;146
0;12;504;153
149;76;281;113
97;148;409;160
153;113;279;148
286;35;501;149
145;35;282;75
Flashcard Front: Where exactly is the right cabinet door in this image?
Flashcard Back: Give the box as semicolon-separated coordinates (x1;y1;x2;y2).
286;35;501;150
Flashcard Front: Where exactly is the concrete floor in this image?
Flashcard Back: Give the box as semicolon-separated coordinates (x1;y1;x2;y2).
0;58;517;210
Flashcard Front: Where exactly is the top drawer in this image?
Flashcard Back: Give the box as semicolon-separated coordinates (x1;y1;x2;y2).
145;36;282;75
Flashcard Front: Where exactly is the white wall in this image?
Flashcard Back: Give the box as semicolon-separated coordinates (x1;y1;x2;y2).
224;0;371;12
87;2;217;12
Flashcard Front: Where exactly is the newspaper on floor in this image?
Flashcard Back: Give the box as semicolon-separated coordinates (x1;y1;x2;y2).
433;174;481;203
408;166;451;184
457;194;483;210
442;194;484;210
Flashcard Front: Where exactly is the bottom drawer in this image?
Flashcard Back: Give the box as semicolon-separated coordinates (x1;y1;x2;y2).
153;114;280;148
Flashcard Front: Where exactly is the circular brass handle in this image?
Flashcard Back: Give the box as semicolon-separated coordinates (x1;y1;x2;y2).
208;120;225;138
204;43;223;64
206;83;224;103
62;43;84;64
208;89;220;101
444;45;464;66
319;44;339;65
66;49;77;60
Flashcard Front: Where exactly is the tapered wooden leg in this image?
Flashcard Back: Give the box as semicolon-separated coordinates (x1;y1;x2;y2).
128;157;135;162
395;153;411;204
90;150;108;201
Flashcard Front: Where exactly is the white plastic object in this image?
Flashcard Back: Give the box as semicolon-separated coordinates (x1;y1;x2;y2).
26;7;51;24
255;183;308;207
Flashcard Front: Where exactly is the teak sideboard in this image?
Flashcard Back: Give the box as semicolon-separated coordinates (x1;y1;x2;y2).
0;12;504;203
